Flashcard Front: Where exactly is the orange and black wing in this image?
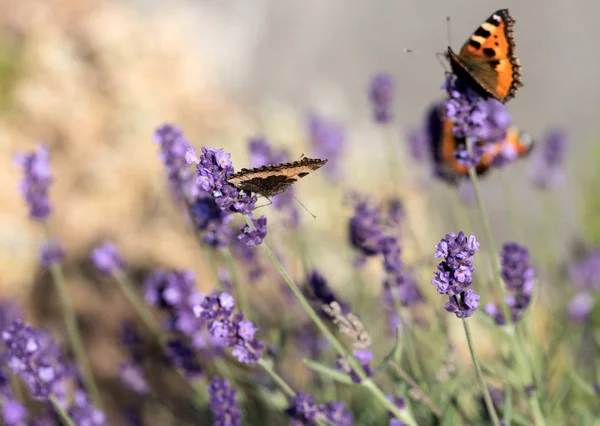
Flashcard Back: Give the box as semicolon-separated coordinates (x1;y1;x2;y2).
447;9;522;103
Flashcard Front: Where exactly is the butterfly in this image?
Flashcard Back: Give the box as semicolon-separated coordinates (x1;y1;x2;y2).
447;9;522;103
226;157;328;197
427;104;533;184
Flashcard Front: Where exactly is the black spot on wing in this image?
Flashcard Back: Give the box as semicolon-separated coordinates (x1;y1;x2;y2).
298;172;309;178
483;48;496;58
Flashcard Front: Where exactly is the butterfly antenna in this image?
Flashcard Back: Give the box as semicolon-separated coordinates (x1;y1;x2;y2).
446;15;452;47
291;194;317;219
299;153;305;160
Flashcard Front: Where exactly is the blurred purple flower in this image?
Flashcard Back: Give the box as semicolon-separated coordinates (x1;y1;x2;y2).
191;195;233;248
486;243;535;324
1;320;70;400
208;377;241;426
90;242;126;274
238;215;267;247
324;401;354;426
386;394;406;425
569;248;600;292
195;292;263;364
306;269;349;312
308;114;346;181
369;73;395;124
119;363;149;395
336;349;374;383
39;238;65;267
164;337;203;379
529;127;568;189
567;292;594;322
432;232;481;318
2;400;27;425
69;389;107;425
154;124;197;201
349;199;386;257
14;144;52;221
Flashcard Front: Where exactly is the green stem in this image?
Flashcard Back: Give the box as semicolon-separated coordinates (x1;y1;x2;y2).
500;170;519;239
44;227;103;411
114;270;164;340
247;217;418;426
462;319;501;426
257;358;296;398
467;168;547;426
51;395;76;426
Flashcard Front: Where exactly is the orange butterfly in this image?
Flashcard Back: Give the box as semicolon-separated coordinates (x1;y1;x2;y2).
427;105;533;183
447;9;522;103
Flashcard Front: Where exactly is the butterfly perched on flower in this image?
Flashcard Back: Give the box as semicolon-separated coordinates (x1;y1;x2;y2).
427;104;533;183
447;9;522;103
226;157;327;198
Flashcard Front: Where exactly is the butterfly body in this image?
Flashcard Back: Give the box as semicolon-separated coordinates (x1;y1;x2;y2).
428;104;533;183
226;157;327;197
447;9;522;103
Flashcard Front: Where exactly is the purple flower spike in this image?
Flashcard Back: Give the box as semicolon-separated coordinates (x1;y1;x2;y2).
195;292;263;364
308;114;346;181
567;292;593;322
69;389;107;425
39;238;65;266
529;127;568;189
2;320;70;401
369;73;395;124
2;400;27;425
238;215;267;247
432;232;481;318
15;144;53;221
154;124;197;201
443;76;511;143
208;377;241;426
90;242;126;274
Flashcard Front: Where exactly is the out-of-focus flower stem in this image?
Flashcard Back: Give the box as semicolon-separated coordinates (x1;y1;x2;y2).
51;395;76;426
246;215;418;426
44;226;103;411
467;165;546;426
462;319;501;426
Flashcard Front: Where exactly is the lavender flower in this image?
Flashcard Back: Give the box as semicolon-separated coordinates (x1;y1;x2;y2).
443;76;511;143
119;363;149;394
567;293;594;322
195;292;263;364
238;215;267;247
1;320;70;400
289;393;353;425
386;394;406;425
369;73;395;124
348;199;386;257
529;127;567;189
39;238;65;267
90;242;126;274
154;124;197;201
191;195;233;248
193;147;256;214
207;377;241;426
432;232;481;318
569;247;600;292
2;400;27;425
14;144;53;221
308;114;346;181
306;269;348;312
68;389;107;425
336;349;374;383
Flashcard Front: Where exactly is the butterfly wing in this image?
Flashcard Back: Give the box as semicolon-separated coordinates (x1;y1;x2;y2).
448;9;522;103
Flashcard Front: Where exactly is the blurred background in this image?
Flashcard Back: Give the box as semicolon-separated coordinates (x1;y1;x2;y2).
0;0;598;423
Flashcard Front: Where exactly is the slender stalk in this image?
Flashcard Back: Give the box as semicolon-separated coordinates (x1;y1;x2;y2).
500;170;520;239
466;167;547;426
51;395;76;426
44;228;103;411
247;216;418;426
257;358;296;398
114;270;164;340
389;361;442;419
462;319;501;426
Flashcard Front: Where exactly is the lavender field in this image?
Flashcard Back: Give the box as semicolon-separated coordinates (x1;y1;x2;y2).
0;1;598;425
